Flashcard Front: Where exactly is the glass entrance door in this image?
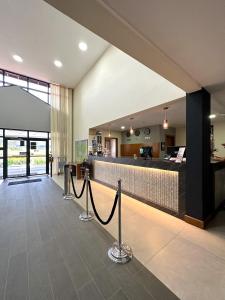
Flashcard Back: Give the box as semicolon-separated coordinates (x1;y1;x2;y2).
29;140;47;175
7;139;27;177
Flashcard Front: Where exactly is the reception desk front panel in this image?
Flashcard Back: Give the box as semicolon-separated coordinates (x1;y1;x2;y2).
94;160;179;213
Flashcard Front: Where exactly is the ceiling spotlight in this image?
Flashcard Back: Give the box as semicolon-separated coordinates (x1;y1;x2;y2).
121;126;125;130
54;60;63;68
79;42;88;51
209;114;216;119
12;54;23;63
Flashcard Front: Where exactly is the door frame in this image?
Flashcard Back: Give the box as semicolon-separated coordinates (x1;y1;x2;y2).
4;137;49;178
104;137;118;157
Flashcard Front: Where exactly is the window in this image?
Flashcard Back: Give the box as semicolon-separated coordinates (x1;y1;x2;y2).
28;79;49;93
4;71;27;88
29;90;48;102
5;130;28;138
29;131;48;139
0;70;3;86
0;68;50;103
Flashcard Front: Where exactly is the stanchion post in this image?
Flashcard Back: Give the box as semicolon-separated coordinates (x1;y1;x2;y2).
63;165;75;200
79;168;94;222
108;179;133;264
118;179;122;251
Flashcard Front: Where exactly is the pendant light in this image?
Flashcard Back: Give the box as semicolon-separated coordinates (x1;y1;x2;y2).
163;107;169;130
129;117;134;135
130;127;134;135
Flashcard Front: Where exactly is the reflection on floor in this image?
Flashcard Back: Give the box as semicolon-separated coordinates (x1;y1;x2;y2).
0;176;178;300
53;175;225;300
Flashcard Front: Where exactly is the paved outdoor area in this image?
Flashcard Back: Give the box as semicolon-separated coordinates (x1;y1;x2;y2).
0;177;178;300
0;165;46;177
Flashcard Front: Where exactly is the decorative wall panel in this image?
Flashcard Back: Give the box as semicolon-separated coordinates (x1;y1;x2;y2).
94;160;179;212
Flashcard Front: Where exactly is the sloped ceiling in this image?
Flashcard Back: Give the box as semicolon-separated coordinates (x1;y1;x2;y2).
0;0;109;87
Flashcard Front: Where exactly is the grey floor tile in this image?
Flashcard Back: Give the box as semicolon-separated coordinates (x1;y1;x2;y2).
109;263;154;300
55;233;92;289
5;252;28;300
78;280;104;300
92;265;120;299
109;289;128;300
29;284;54;300
134;268;179;300
0;246;10;299
0;178;181;300
49;262;78;300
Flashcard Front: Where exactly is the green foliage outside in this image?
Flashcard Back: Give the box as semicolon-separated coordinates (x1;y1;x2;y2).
8;157;46;166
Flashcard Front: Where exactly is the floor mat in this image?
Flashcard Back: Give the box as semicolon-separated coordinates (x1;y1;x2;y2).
8;178;42;185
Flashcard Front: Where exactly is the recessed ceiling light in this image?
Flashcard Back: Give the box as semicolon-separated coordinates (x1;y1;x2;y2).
121;126;125;130
209;114;216;119
54;60;63;68
79;42;88;51
12;54;23;63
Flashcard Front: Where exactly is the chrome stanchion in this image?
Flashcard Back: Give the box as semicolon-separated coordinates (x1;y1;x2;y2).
79;168;94;221
63;165;74;200
108;179;132;264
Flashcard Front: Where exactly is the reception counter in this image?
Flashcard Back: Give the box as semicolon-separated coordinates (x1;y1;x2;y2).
89;156;185;216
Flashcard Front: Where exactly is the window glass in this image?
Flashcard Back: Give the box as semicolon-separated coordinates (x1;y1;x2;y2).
4;72;27;88
0;70;3;85
0;137;3;148
0;150;3;157
29;90;48;102
5;130;27;138
29;79;49;93
0;70;3;86
0;129;3;136
29;131;48;139
0;159;3;178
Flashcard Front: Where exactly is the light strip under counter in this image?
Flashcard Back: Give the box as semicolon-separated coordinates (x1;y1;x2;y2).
93;160;179;213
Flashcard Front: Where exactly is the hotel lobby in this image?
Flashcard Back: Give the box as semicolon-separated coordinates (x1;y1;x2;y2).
0;0;225;299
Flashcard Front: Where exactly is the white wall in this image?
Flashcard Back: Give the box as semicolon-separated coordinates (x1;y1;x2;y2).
73;46;185;151
0;86;50;132
175;122;225;157
214;121;225;157
176;127;186;146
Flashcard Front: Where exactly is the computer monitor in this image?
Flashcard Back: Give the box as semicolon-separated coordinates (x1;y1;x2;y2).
140;146;152;158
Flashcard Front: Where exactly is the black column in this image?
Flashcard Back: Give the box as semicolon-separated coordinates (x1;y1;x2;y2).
186;88;212;227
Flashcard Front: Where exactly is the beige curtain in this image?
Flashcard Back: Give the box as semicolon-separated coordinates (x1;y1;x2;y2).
50;84;73;174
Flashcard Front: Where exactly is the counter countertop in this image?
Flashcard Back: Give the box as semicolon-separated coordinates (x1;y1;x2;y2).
89;156;186;172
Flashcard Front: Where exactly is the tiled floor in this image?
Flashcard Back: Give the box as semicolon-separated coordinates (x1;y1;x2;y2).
53;175;225;300
0;177;178;300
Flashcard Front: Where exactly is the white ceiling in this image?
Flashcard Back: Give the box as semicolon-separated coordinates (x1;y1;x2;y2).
93;98;186;132
93;97;225;132
0;0;109;87
102;0;225;107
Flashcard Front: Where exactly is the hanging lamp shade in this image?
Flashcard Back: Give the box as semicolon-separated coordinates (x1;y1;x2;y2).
163;107;169;130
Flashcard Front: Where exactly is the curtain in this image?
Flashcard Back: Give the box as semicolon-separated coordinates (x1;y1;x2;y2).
50;84;73;174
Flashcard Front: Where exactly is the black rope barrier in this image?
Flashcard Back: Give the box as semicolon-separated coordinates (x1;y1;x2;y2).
70;172;86;199
88;179;119;225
